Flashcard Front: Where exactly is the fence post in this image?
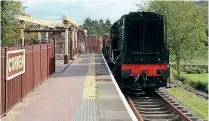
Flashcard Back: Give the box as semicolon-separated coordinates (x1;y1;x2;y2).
20;46;24;102
40;43;42;84
32;44;35;92
54;38;56;73
4;47;7;116
47;41;49;78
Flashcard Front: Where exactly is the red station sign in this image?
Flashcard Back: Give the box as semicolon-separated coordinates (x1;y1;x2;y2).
6;49;25;80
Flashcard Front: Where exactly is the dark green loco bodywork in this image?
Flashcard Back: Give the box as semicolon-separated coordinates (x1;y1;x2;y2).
110;12;169;64
105;12;170;90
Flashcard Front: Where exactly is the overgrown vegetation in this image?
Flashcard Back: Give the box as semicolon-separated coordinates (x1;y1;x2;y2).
171;67;208;93
171;64;208;74
1;1;26;46
138;1;208;78
82;17;111;36
1;0;38;46
168;87;208;120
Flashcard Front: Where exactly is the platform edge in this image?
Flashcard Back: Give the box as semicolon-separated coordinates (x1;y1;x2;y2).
101;52;138;121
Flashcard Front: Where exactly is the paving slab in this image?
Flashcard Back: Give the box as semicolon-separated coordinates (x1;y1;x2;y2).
1;53;132;121
2;54;93;121
95;54;132;121
55;60;72;73
55;54;78;73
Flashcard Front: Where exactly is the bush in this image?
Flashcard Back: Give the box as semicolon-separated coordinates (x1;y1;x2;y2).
201;69;206;74
185;80;208;93
183;66;192;72
180;65;208;74
172;71;208;93
178;75;188;83
195;68;206;74
195;68;202;74
170;64;176;69
186;69;196;74
185;68;206;74
171;67;177;73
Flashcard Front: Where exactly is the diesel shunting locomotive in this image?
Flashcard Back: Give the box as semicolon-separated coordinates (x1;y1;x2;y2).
104;12;170;91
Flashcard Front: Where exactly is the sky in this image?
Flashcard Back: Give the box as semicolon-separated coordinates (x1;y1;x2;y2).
21;0;146;25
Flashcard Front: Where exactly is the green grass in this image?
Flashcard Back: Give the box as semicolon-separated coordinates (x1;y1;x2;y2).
183;73;208;83
168;87;208;120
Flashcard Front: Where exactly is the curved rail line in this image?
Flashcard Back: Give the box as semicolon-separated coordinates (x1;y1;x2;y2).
171;80;208;99
126;88;203;121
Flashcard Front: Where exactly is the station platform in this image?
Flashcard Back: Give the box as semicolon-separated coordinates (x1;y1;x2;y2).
1;53;133;121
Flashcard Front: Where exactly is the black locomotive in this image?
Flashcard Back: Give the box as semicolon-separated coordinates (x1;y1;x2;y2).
103;12;170;91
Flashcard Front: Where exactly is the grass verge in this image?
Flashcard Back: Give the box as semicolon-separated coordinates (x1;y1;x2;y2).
167;87;208;120
183;73;208;83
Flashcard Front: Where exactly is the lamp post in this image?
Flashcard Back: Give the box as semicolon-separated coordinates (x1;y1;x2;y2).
46;27;49;41
37;24;41;43
20;20;26;47
62;20;70;64
70;26;75;59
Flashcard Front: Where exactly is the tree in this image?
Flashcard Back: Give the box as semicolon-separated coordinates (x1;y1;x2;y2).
99;19;104;24
105;19;111;26
1;0;29;46
83;17;91;24
138;1;207;78
82;17;111;36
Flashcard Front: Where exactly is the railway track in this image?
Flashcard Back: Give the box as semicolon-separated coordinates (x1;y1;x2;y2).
126;88;204;121
102;53;206;121
171;80;208;99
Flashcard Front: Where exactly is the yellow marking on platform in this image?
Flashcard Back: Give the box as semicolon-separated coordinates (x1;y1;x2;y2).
83;54;97;99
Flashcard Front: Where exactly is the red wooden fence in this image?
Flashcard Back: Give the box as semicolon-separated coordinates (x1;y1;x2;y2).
1;43;55;116
85;36;102;53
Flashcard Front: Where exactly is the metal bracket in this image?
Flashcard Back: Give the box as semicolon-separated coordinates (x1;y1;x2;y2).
142;71;147;81
132;73;140;86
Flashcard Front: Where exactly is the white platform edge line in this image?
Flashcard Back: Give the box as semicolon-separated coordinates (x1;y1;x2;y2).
101;53;138;121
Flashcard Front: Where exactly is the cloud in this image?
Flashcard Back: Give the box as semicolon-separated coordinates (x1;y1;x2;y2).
21;0;143;25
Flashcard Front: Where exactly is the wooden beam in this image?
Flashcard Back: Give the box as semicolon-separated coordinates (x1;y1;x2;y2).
24;29;62;33
62;15;79;28
15;15;55;28
23;28;75;33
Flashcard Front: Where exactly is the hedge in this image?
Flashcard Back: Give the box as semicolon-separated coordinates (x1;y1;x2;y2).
170;64;208;73
170;68;208;93
178;75;208;93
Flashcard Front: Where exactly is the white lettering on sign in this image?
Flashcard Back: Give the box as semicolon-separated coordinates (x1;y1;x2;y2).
6;49;25;80
7;55;24;73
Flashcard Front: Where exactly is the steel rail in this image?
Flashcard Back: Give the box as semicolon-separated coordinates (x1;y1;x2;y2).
126;95;144;121
155;90;192;121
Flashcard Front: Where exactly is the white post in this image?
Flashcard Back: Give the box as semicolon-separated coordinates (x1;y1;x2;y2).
72;29;75;50
75;29;77;49
21;29;25;46
46;27;49;41
62;20;70;64
37;24;41;43
65;27;69;55
20;20;26;47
